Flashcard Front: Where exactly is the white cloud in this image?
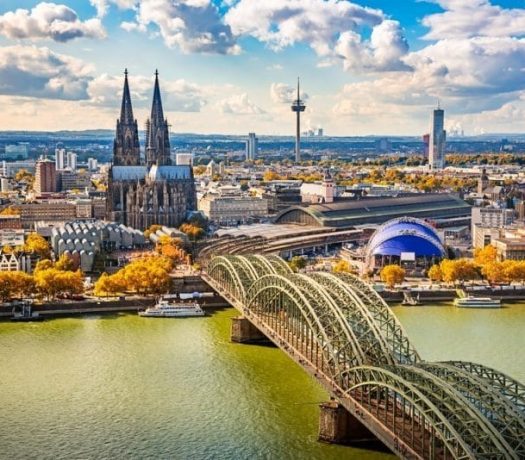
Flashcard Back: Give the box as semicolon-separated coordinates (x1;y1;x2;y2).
225;0;409;72
423;0;525;40
217;93;265;114
121;0;240;54
0;2;106;42
90;0;137;17
0;45;93;100
335;20;410;72
270;82;308;104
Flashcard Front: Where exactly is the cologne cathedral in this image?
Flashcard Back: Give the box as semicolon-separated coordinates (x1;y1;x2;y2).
106;70;196;230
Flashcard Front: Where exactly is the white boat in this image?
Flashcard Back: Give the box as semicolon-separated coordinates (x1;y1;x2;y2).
138;300;205;317
454;296;501;308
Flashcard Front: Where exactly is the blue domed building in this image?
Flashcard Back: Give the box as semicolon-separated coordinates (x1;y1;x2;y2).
366;217;445;271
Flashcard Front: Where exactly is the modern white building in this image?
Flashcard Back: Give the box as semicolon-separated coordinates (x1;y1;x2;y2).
300;172;335;204
246;132;258;161
66;152;77;171
198;187;269;225
55;148;66;170
471;207;515;248
176;153;193;166
87;158;98;171
429;106;446;170
1;177;10;192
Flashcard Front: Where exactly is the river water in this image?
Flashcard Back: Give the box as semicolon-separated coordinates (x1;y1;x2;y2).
0;303;523;460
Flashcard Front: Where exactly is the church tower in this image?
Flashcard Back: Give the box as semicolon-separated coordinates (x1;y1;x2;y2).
146;70;171;167
113;69;140;166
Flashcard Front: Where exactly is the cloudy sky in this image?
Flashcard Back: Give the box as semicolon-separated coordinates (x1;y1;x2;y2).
0;0;524;135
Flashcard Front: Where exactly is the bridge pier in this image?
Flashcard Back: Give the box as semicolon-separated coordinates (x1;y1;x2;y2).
230;316;268;343
318;401;376;445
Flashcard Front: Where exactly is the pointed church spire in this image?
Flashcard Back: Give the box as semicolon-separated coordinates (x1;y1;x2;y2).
113;69;140;166
146;70;171;167
151;69;165;126
120;68;134;125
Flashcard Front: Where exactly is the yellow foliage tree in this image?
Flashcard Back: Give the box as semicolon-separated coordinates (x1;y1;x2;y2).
34;268;84;300
179;223;204;241
263;170;281;182
93;273;126;297
34;259;54;273
439;259;479;284
0;271;35;301
503;260;525;283
14;169;34;183
193;165;207;176
474;245;497;266
0;206;20;216
333;260;352;273
427;264;443;282
380;265;405;288
24;233;51;259
156;236;185;261
55;253;77;271
95;256;174;297
481;262;507;284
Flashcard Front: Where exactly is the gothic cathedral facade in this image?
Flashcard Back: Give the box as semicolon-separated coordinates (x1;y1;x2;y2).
106;71;196;230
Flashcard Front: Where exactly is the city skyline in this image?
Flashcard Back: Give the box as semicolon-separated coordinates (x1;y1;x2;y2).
0;0;524;135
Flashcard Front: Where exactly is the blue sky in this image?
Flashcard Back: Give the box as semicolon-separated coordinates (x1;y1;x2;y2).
0;0;524;135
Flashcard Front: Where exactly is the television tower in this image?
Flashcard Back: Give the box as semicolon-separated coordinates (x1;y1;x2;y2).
291;78;306;163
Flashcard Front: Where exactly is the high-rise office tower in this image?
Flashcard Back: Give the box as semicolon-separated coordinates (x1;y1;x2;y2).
87;158;98;171
291;78;306;163
66;152;77;171
246;132;258;161
55;148;66;170
34;157;57;194
429;105;446;170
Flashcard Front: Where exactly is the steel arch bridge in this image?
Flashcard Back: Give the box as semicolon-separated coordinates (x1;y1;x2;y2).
203;255;525;460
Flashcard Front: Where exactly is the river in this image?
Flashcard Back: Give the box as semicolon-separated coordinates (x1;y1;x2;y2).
0;302;523;460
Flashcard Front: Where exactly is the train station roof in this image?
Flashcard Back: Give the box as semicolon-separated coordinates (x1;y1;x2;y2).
274;193;471;229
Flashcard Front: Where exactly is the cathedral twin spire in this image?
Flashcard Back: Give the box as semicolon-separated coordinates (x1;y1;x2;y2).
113;69;171;167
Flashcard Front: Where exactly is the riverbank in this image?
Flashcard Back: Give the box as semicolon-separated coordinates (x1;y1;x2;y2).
381;286;525;302
0;296;230;319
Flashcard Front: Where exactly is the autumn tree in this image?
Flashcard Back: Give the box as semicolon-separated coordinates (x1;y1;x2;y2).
380;265;405;288
428;264;443;282
503;260;525;283
34;269;84;300
474;245;497;266
263;170;281;182
439;259;479;284
55;253;77;271
481;262;507;284
34;259;54;273
96;256;174;297
93;273;126;297
0;206;20;216
288;256;307;273
156;236;185;261
24;233;51;259
333;260;353;273
14;169;34;184
0;271;35;301
179;223;204;241
193;165;207;176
